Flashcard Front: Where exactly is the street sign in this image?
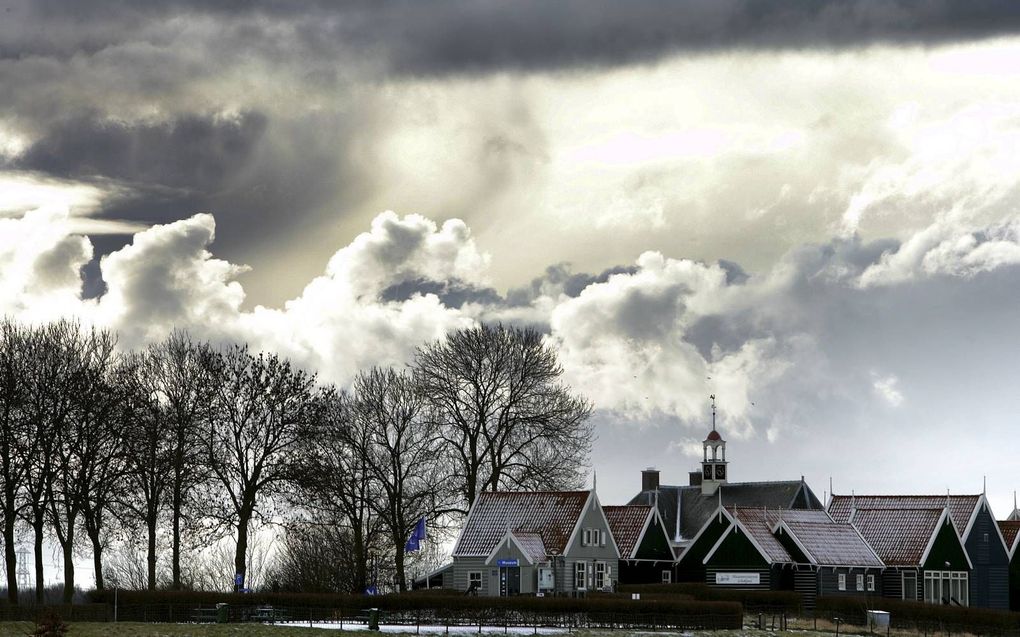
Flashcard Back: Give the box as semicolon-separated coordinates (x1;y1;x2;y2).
496;559;519;567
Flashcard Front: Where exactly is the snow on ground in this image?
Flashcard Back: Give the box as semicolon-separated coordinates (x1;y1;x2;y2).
279;623;571;634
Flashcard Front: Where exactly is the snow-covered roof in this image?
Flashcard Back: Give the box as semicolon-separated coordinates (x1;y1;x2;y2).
849;507;946;566
829;495;979;537
453;490;590;559
775;511;883;568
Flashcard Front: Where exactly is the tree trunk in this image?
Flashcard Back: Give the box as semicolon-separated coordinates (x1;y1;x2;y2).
147;511;158;590
234;511;251;592
33;513;45;604
91;536;104;591
393;538;406;593
4;514;17;604
62;535;75;604
352;527;367;594
171;483;183;590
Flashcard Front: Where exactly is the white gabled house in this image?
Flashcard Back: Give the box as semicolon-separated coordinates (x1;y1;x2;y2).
450;488;620;596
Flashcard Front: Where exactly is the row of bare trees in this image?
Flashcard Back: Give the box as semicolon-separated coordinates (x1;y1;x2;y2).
0;319;593;602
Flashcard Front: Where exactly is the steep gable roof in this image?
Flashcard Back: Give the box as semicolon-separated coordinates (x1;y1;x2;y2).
849;507;948;566
629;479;824;542
998;521;1020;558
603;505;653;559
453;491;590;558
773;510;884;568
829;495;980;537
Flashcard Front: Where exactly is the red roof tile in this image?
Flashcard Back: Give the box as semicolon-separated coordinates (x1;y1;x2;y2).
453;491;590;558
998;521;1020;554
850;507;943;566
828;495;979;536
604;505;652;559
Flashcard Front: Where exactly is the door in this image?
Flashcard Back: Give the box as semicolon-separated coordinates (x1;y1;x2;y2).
500;567;521;596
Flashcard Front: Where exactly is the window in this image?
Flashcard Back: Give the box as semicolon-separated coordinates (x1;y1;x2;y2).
592;529;600;546
583;529;591;546
923;571;968;606
575;562;586;590
468;571;482;591
661;570;672;584
856;574;864;591
867;574;876;592
902;572;917;600
983;533;989;543
838;573;846;591
595;562;607;589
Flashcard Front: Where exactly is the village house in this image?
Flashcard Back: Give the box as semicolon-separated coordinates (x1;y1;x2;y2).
603;504;674;584
449;489;619;596
829;494;1008;609
997;518;1020;611
627;412;825;581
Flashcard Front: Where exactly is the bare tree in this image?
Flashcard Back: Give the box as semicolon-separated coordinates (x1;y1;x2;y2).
268;520;372;593
414;324;593;514
294;385;383;594
120;332;217;590
47;325;122;602
353;367;453;592
17;321;86;603
205;346;315;592
0;318;29;603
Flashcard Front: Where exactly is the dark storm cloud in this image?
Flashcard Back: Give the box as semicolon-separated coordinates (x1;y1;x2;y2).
379;277;503;309
507;263;639;306
6;0;1020;76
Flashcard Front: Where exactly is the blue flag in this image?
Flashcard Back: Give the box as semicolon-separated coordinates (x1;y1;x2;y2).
404;517;426;552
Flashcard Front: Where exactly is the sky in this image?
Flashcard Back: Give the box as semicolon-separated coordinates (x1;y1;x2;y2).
4;2;1020;580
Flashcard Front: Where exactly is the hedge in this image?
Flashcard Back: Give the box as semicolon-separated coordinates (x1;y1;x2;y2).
85;590;742;628
618;582;802;612
817;596;1020;632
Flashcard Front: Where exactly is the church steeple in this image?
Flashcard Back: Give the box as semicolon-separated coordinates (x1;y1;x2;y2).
701;394;728;496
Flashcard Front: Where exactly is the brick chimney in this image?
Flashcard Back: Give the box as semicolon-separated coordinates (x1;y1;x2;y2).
641;468;660;492
689;471;703;487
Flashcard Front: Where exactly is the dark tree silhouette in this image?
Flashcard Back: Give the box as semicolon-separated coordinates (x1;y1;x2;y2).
205;346;316;592
414;324;593;514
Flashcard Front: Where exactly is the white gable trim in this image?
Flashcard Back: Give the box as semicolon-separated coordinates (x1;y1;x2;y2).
677;506;736;563
563;490;594;556
772;520;817;566
484;531;537;566
702;515;776;566
920;508;973;570
961;494;1010;556
591;491;623;559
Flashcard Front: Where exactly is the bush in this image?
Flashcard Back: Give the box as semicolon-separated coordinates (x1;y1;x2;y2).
619;583;801;612
31;611;69;637
85;589;742;628
817;596;1020;632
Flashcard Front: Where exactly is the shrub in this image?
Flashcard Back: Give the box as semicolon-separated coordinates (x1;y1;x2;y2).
31;611;69;637
619;583;801;612
816;596;1020;632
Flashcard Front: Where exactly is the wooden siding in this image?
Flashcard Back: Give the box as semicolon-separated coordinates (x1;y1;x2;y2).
1010;552;1020;612
795;569;818;609
818;567;884;598
924;518;970;571
676;514;729;582
964;505;1010;609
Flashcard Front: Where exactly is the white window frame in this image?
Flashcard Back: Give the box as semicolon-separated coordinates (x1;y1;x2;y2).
583;529;591;546
902;571;917;600
923;571;969;606
574;562;586;590
838;573;846;591
661;570;672;584
594;562;607;590
856;574;864;591
468;571;482;590
867;574;876;592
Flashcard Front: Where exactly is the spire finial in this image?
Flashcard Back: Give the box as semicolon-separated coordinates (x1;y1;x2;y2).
983;475;987;495
593;471;597;492
710;394;717;431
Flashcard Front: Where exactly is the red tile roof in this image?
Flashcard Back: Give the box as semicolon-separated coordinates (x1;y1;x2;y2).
511;532;548;563
453;491;590;558
850;507;944;566
828;495;979;536
998;521;1020;554
728;508;794;563
604;505;652;559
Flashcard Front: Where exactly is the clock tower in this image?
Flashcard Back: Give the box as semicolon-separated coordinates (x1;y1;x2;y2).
701;395;728;496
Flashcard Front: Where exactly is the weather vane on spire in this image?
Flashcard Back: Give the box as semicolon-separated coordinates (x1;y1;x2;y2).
710;393;717;431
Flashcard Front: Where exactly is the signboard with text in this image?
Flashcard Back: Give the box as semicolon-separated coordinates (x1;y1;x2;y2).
496;559;519;567
715;572;760;585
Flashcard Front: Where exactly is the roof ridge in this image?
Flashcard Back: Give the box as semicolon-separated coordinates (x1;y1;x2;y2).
832;494;981;499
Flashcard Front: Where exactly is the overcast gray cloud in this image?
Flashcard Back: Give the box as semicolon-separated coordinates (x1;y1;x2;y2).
3;0;1020;536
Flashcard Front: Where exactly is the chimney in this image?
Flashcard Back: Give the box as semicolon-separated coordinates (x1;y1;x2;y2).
641;468;660;492
689;471;703;487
